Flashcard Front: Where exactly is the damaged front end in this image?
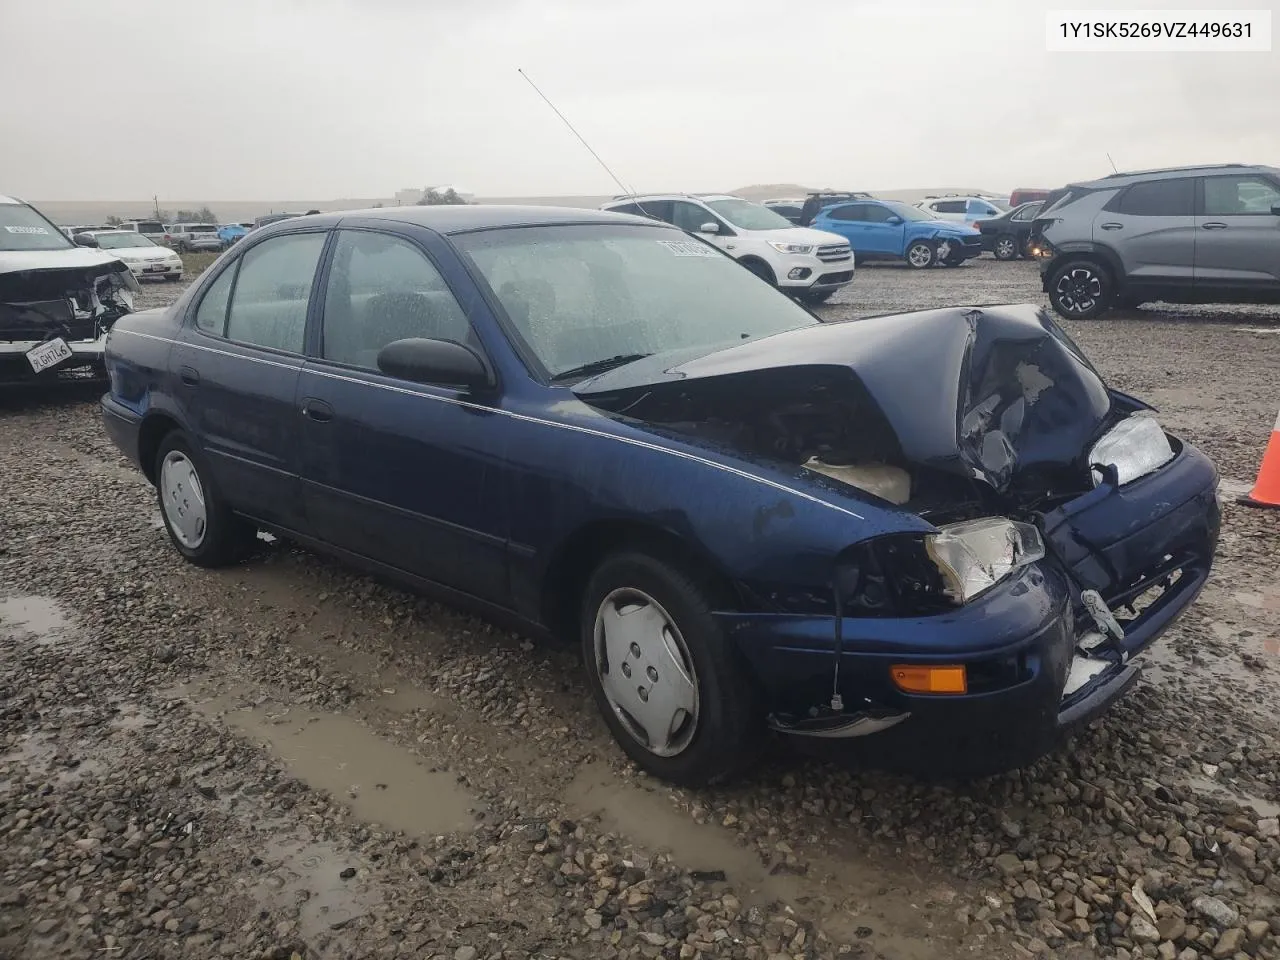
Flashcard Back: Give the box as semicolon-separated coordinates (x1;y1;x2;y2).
0;252;137;385
574;304;1220;756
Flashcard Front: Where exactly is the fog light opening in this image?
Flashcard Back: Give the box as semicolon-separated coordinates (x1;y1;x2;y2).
788;267;811;280
891;664;968;694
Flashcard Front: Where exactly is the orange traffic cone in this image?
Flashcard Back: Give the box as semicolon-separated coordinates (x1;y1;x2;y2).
1240;406;1280;509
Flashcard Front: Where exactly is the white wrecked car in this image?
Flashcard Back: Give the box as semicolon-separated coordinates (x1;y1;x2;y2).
1;195;138;386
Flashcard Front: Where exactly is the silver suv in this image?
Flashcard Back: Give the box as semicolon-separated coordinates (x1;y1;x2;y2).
1032;163;1280;319
166;223;223;253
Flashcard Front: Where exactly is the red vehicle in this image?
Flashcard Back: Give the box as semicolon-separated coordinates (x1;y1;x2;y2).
1009;188;1053;207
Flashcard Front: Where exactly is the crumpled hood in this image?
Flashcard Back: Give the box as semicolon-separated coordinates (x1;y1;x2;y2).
574;304;1114;498
0;247;137;281
914;219;978;235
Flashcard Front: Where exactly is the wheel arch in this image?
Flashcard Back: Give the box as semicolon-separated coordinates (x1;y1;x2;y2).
1044;243;1124;288
137;413;185;484
539;519;740;643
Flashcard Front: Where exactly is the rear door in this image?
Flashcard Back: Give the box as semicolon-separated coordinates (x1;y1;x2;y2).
817;203;872;251
171;229;329;530
1097;177;1196;285
1193;173;1280;290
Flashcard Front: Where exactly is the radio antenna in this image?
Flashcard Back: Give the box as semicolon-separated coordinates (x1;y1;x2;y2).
517;68;636;198
1106;152;1119;174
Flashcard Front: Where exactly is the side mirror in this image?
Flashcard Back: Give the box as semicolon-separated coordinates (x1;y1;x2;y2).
698;222;720;235
376;337;489;390
74;234;98;247
886;215;903;225
1272;203;1280;216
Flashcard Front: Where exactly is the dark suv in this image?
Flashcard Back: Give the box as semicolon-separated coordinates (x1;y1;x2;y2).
1031;163;1280;319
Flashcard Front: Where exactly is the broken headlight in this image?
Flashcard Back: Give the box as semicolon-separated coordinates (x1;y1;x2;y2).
1089;415;1174;487
925;518;1045;604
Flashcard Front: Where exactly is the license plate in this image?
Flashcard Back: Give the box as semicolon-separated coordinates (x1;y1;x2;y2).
146;263;167;272
26;337;73;373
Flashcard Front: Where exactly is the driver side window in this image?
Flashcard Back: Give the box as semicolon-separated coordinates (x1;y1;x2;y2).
670;201;717;233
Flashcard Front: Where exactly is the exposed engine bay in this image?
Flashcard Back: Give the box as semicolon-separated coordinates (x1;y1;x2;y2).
0;262;136;344
575;305;1126;520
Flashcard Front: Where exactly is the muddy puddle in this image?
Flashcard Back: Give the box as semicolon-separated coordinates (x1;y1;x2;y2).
0;730;104;791
245;833;383;944
0;594;69;646
1185;774;1280;819
188;695;479;838
564;765;946;958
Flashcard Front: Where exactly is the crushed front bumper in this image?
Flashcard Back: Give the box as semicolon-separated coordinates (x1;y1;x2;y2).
717;442;1219;769
0;335;110;386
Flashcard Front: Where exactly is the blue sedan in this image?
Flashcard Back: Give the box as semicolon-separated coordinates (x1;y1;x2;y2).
100;206;1219;785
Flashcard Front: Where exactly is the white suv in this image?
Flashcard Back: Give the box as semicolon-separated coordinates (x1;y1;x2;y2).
600;194;853;303
915;195;1009;225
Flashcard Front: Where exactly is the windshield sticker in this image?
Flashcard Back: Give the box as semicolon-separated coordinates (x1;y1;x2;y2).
656;239;718;258
4;225;51;235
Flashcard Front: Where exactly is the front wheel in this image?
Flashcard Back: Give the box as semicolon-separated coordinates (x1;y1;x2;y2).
1048;260;1113;320
993;235;1020;261
581;552;760;787
905;240;935;269
741;259;776;286
154;431;256;567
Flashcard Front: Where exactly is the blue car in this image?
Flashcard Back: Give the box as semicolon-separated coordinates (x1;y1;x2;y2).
216;223;249;247
99;206;1219;785
810;199;984;268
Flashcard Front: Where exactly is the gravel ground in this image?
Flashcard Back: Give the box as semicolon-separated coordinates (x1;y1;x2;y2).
2;257;1279;960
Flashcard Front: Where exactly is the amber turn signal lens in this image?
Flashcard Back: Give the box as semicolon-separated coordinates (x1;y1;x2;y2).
890;664;967;694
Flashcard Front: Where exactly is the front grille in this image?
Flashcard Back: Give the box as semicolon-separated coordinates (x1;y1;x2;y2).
817;244;852;262
817;271;853;284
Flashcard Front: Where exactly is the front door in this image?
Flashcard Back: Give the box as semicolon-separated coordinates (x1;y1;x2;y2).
669;200;733;252
858;203;907;255
295;226;507;601
1194;173;1280;290
171;230;329;529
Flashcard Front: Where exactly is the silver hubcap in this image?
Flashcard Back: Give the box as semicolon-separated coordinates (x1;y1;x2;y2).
593;588;699;758
908;244;932;267
1054;267;1102;314
997;238;1015;257
160;451;207;548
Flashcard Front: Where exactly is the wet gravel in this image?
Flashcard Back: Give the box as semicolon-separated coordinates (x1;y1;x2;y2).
2;259;1280;960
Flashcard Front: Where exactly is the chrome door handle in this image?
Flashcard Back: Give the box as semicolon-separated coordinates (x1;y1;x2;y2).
1201;222;1228;230
1100;222;1123;230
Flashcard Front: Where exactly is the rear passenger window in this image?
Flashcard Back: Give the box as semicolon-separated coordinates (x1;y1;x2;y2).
933;200;968;214
224;232;326;353
322;231;470;370
1115;179;1194;217
194;265;234;335
826;204;868;221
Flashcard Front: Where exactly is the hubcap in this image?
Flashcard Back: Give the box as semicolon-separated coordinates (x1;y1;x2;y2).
1054;267;1102;315
160;451;207;548
592;588;699;758
908;244;932;267
997;238;1015;257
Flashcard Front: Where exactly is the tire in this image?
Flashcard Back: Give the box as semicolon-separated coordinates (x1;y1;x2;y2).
799;289;834;305
580;551;761;787
153;430;255;567
905;240;935;269
166;273;182;282
993;235;1020;261
741;259;776;285
1048;259;1113;320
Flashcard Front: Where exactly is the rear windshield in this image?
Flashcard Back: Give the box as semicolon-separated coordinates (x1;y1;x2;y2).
132;221;164;233
189;225;219;233
0;203;74;251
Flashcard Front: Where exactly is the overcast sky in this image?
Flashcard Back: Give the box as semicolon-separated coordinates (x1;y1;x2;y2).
1;0;1276;200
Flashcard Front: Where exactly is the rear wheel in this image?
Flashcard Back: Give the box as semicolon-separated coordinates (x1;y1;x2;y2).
154;431;255;567
580;551;760;787
993;235;1020;261
1048;260;1113;320
905;240;935;269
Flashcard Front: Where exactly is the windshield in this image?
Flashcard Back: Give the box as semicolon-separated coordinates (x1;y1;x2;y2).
885;201;935;222
704;198;795;231
96;233;155;249
454;224;819;381
0;204;74;251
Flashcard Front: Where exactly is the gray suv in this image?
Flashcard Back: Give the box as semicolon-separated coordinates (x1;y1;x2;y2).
1032;163;1280;319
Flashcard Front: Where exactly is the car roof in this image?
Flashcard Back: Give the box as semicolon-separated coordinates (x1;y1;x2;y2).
1072;162;1279;189
83;229;132;236
604;194;740;205
0;195;23;205
260;204;664;236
